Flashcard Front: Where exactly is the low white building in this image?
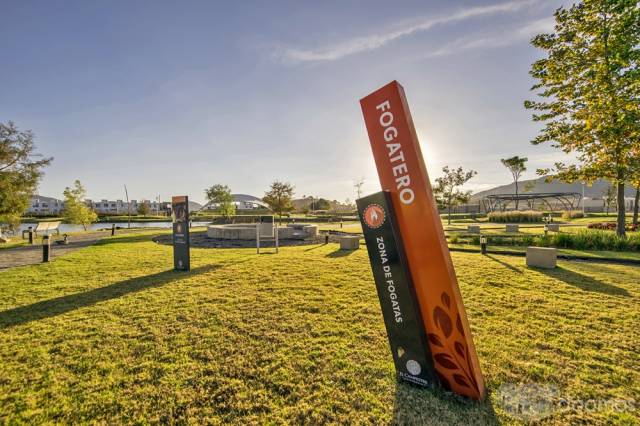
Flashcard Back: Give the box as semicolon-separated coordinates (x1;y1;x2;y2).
88;199;168;215
26;195;172;216
26;196;65;216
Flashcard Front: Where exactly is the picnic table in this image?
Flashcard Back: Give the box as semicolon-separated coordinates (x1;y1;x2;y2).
22;221;61;239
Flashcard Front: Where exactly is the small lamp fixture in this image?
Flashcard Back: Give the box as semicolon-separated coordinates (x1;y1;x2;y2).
480;235;487;255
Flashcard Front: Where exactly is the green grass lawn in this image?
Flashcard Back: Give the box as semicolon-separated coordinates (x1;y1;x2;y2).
0;239;28;250
0;231;638;424
449;243;640;262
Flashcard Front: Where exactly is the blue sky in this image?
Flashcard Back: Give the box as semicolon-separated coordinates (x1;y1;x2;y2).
1;0;570;204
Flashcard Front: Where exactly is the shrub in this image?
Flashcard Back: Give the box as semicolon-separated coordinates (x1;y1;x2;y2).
438;213;485;221
547;230;640;251
562;210;585;219
588;222;638;232
448;234;460;244
487;210;543;223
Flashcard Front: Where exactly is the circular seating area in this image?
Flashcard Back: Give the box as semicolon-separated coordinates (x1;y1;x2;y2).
206;223;318;240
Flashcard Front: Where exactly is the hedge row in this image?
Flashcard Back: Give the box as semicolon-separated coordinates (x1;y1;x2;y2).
463;229;640;251
487;211;544;223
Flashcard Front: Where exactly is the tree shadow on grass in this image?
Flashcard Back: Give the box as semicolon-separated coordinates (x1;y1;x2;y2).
485;254;522;274
94;233;162;246
326;248;359;258
0;264;221;329
538;266;630;297
393;382;498;425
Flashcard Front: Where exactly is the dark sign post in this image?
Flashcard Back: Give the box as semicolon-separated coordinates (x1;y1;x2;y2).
357;191;438;388
360;81;485;399
172;195;190;271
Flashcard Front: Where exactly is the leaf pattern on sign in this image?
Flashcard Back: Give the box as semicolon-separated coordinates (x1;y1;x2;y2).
456;313;465;337
434;353;457;369
433;307;452;338
426;291;481;399
453;374;470;388
441;292;451;309
428;333;444;348
466;345;479;389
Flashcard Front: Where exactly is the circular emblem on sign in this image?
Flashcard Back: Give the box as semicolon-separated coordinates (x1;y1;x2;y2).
406;360;421;376
363;204;385;229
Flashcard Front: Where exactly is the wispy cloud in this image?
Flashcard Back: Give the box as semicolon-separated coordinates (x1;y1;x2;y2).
425;16;555;57
275;0;540;63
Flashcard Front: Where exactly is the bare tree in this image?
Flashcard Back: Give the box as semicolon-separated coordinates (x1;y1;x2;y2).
354;178;364;200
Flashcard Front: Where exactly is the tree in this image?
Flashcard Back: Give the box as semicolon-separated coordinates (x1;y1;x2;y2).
523;180;537;209
62;180;97;231
314;198;331;211
205;184;236;220
0;121;52;229
525;0;640;236
632;185;639;227
354;178;364;200
433;166;477;225
263;181;294;222
631;151;640;227
137;201;151;216
500;156;528;210
603;184;617;214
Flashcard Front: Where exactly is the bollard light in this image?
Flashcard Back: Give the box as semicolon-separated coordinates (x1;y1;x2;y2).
480;235;487;255
42;235;51;263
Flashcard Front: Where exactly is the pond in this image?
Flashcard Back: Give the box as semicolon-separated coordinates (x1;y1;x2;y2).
17;221;212;234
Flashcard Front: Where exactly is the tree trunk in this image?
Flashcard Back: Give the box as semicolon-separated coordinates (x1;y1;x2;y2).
447;202;452;225
616;182;626;237
514;181;519;210
633;186;639;227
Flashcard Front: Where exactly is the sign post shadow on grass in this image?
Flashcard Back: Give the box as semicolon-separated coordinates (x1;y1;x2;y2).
172;196;190;271
359;81;485;400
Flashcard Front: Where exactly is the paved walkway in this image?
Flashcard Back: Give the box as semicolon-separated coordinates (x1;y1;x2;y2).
0;231;110;270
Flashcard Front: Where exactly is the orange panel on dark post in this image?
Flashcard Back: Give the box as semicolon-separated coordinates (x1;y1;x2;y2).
360;81;485;400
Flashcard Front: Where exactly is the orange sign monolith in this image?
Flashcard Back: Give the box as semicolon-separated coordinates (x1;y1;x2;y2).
360;81;485;400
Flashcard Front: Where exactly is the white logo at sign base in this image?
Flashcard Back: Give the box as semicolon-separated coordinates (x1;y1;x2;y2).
406;360;421;376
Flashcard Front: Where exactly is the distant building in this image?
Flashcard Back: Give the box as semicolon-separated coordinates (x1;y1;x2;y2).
200;194;269;211
87;199;174;215
26;195;65;216
26;195;180;216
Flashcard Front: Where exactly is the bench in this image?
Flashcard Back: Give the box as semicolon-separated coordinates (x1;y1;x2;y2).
467;225;480;234
526;247;557;269
546;223;560;232
339;235;360;250
505;224;519;233
22;221;61;239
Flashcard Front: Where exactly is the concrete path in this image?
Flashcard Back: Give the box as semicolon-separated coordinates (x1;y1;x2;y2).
0;231;109;270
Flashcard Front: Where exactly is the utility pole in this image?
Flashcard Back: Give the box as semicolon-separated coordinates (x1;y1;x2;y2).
124;184;131;229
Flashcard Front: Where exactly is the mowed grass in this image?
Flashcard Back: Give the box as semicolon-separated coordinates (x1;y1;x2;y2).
0;231;638;424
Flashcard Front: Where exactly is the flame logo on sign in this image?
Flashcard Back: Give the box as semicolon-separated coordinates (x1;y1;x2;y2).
364;204;385;229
